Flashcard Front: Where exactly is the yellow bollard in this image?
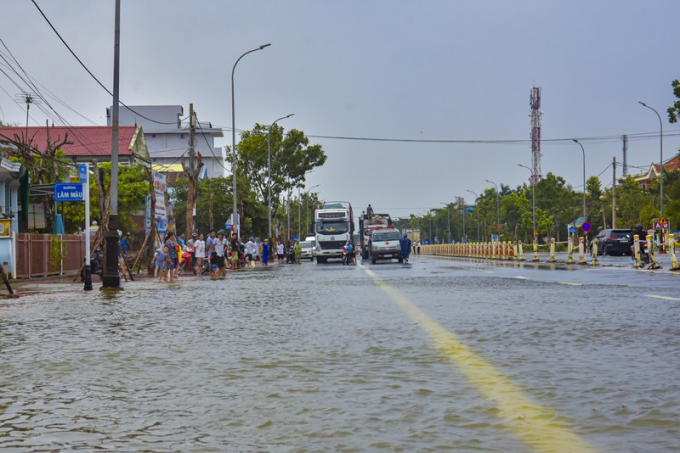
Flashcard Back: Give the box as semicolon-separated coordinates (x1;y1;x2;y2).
565;234;576;264
591;238;599;266
532;238;539;262
577;237;587;264
492;241;498;259
633;234;643;268
512;242;519;261
548;238;556;263
518;241;525;261
669;234;680;271
503;241;510;260
647;234;662;270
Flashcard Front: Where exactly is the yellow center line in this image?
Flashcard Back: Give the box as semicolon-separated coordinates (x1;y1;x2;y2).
360;265;597;453
560;282;583;286
646;294;680;301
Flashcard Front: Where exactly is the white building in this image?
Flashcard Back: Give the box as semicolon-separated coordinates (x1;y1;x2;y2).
107;105;225;178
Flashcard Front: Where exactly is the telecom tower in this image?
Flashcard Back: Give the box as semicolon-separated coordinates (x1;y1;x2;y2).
530;86;543;184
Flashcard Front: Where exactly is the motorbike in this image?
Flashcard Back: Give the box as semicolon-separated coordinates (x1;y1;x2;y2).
177;246;194;276
286;246;296;264
82;248;103;281
342;247;350;265
631;240;650;265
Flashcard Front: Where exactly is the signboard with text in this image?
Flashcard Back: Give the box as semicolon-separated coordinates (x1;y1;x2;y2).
153;171;167;220
55;183;84;202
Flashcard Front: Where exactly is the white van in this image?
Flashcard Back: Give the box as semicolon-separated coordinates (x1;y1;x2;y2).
368;228;403;263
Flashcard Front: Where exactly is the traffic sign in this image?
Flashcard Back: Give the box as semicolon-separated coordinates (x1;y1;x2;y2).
55;183;84;202
581;221;591;232
533;230;539;237
654;217;669;230
568;227;577;234
78;164;88;182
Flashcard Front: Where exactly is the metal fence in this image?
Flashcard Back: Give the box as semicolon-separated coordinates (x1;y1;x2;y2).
15;233;85;278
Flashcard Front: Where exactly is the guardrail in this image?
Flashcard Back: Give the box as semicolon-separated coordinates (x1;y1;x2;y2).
419;234;680;271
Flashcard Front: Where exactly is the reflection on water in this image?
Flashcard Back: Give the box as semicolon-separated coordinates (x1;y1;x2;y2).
1;262;679;451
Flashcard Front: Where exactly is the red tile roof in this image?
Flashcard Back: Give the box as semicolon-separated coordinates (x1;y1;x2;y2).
0;126;139;156
655;155;680;173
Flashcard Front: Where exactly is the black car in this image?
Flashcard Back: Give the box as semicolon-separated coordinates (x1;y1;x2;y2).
590;229;633;256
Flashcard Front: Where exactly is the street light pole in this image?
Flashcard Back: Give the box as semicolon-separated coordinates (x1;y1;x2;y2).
466;190;480;241
440;202;450;242
232;43;270;241
267;113;293;242
572;140;587;219
518;164;536;235
638;101;664;220
305;184;320;236
485;180;500;237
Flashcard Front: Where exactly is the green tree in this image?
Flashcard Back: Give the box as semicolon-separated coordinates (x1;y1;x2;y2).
63;163;149;234
228;124;327;216
668;79;680;123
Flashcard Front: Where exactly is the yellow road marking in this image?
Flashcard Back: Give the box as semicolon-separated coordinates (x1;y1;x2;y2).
360;265;597;453
646;295;680;301
560;282;583;286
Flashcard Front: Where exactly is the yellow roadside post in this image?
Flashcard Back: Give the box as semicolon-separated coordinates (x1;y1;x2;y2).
669;234;680;271
517;241;525;261
647;234;662;270
591;238;599;266
565;234;576;264
577;237;587;264
548;238;557;263
532;238;539;262
633;234;644;268
512;242;519;261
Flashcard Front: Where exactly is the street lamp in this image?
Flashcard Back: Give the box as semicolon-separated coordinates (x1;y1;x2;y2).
466;190;480;241
484;179;501;237
267;113;293;242
231;43;271;241
638;101;664;220
305;184;320;236
517;164;536;235
440;202;450;242
572;139;587;219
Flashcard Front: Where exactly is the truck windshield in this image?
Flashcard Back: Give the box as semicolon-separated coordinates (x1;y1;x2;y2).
316;221;349;234
373;231;401;241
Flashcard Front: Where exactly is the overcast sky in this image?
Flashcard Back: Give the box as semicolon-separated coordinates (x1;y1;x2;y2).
1;1;678;219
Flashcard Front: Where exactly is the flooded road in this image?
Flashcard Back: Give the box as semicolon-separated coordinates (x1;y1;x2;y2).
1;256;679;452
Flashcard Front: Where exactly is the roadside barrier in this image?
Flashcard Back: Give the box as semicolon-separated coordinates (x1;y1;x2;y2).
669;234;680;271
517;241;525;261
532;239;540;262
591;239;599;266
577;237;587;265
647;234;662;270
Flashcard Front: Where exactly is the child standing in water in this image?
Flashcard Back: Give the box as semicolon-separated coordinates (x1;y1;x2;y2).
163;246;174;282
155;247;167;281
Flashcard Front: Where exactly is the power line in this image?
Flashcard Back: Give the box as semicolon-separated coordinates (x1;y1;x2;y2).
196;116;230;174
28;0;178;126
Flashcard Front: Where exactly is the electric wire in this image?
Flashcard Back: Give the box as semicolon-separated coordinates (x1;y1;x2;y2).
28;0;179;125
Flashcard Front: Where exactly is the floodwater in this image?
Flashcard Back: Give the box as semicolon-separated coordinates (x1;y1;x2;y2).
1;255;679;452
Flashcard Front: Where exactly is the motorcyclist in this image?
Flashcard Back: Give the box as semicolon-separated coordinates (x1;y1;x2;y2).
632;224;646;244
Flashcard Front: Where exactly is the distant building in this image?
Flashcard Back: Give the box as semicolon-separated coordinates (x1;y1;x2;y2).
107;105;225;178
630;155;680;190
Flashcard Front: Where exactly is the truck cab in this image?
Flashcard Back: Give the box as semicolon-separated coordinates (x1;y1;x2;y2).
368;228;403;264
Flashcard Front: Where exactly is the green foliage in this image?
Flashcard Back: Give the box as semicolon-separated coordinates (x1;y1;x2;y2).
228;124;327;215
668;79;680;123
63;163;150;233
50;236;64;270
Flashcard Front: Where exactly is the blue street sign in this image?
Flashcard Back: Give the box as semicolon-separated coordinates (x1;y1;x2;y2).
581;221;592;232
465;206;475;213
492;234;499;242
55;183;84;202
78;164;88;182
225;223;232;231
568;227;577;234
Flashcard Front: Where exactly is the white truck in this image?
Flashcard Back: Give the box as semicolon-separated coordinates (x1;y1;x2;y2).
359;212;393;259
314;201;354;263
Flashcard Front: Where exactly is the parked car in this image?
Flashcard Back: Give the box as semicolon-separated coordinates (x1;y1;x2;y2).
299;241;314;261
590;229;633;256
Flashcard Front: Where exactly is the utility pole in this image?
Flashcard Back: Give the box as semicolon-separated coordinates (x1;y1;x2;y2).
102;0;121;289
182;103;202;239
612;156;617;229
298;186;301;240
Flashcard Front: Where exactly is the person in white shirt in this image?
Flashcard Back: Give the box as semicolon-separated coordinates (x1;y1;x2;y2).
194;233;206;276
276;241;285;264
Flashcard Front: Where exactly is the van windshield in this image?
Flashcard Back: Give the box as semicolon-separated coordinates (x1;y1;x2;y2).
373;231;401;242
